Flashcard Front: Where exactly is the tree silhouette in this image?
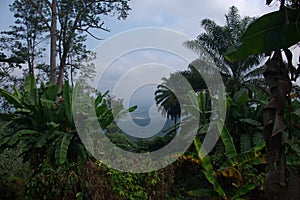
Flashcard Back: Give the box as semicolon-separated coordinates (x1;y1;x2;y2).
184;6;265;96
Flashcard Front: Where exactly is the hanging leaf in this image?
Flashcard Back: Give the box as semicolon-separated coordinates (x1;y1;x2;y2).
232;182;259;199
220;151;265;169
55;133;73;164
23;74;38;105
0;88;23;109
202;159;227;199
194;136;227;198
7;129;40;147
217;120;237;158
224;9;300;62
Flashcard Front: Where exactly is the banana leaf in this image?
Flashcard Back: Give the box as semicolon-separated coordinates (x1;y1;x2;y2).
55;133;73;164
217;120;237;158
224;9;300;62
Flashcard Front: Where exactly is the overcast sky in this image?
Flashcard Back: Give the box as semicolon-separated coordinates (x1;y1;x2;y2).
98;0;277;40
0;0;278;47
0;0;279;112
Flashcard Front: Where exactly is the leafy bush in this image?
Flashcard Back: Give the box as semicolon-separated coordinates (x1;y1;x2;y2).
25;161;80;200
80;161;174;200
0;146;31;200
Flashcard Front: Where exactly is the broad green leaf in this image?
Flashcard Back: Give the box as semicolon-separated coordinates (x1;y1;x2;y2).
220;151;264;169
293;108;300;117
240;118;262;127
194;136;209;159
193;136;226;198
254;139;266;152
0;88;23;108
217;120;237;158
41;85;58;101
40;98;57;122
233;88;248;106
194;137;201;155
35;130;59;148
13;86;22;100
24;74;38;105
55;133;73;164
8;129;40;146
232;183;258;199
202;163;226;198
128;105;138;112
186;90;199;107
252;132;264;147
224;9;300;62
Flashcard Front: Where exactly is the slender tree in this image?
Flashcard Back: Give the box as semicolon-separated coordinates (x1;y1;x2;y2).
23;0;131;89
1;0;48;77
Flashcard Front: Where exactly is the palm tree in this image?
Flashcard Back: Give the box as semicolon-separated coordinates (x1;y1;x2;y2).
184;6;265;96
155;77;181;124
154;67;207;123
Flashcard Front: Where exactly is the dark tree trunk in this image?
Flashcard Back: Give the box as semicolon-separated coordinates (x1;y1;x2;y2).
263;51;300;199
50;0;57;85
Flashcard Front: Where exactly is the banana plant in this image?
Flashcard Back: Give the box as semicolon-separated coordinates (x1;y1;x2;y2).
183;90;266;199
0;75;117;169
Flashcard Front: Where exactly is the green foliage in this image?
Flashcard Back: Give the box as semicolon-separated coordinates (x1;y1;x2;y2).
0;75;78;166
0;75;118;169
102;163;173;200
224;9;300;62
218;122;238;158
0;145;31;200
185;90;266;199
194;137;227;198
55;133;73;165
184;6;265;96
25;161;80;200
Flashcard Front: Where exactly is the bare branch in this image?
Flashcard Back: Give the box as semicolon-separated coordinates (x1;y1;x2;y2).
84;30;104;40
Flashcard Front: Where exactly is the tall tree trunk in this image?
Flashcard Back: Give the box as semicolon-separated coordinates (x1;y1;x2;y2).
57;12;81;90
57;52;67;91
263;51;300;199
50;0;57;85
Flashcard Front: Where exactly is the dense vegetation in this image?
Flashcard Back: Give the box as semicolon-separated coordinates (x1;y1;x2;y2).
0;0;299;199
